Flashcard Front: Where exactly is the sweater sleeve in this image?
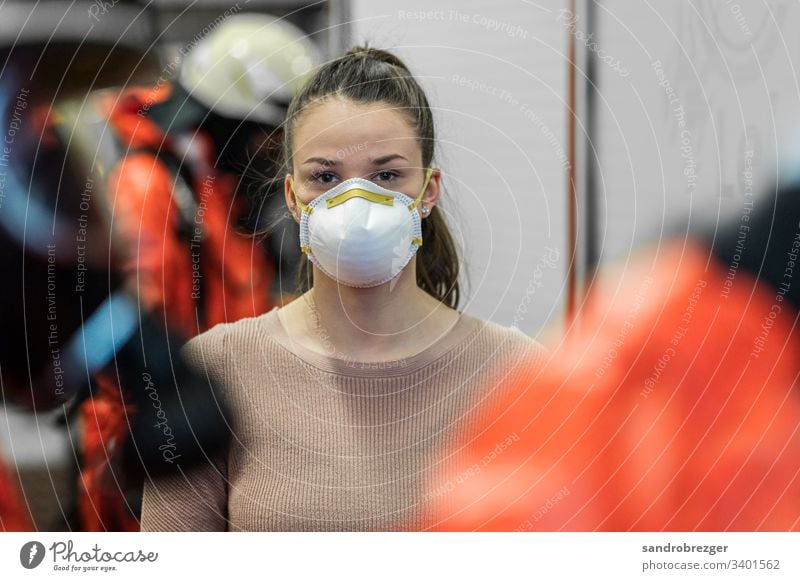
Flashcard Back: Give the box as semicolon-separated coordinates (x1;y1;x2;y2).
139;325;230;531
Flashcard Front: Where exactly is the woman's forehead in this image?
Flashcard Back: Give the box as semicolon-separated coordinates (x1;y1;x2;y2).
293;98;419;162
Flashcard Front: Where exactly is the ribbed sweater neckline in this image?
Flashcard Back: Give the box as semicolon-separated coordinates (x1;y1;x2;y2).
258;306;482;378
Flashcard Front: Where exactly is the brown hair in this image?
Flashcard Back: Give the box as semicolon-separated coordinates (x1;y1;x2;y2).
279;45;460;308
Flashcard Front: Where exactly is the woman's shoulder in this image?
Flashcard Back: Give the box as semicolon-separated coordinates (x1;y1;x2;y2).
179;309;275;361
456;311;551;367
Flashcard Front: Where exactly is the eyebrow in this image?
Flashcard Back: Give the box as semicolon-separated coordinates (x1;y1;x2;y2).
300;154;410;166
371;154;409;165
302;157;337;166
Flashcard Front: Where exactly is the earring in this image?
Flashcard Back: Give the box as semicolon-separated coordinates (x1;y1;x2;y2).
421;205;430;215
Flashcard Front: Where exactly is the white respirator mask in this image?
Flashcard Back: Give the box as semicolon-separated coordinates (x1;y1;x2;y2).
289;168;434;288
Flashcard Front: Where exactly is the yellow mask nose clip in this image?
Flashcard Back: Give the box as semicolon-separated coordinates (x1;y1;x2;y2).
326;189;394;209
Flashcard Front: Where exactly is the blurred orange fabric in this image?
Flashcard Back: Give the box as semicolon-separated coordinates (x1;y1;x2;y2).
77;371;139;532
430;241;800;531
0;457;30;531
101;84;272;337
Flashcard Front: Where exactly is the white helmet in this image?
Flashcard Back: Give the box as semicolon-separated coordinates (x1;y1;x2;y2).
178;13;319;126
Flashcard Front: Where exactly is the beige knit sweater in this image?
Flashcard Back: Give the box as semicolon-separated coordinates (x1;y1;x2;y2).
139;307;549;531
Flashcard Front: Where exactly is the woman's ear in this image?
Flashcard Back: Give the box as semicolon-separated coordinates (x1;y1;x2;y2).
284;174;301;224
420;168;442;219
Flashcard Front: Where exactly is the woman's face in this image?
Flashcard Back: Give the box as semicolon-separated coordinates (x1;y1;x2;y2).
285;97;436;216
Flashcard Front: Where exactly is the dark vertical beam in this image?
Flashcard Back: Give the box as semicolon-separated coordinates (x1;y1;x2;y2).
566;0;578;321
585;0;600;278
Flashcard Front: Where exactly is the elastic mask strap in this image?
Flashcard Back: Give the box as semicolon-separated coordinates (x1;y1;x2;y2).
289;174;313;255
407;168;433;211
408;168;433;248
288;175;312;215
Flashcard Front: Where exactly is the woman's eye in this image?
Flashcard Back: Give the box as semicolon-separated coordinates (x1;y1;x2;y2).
311;171;337;184
374;170;398;182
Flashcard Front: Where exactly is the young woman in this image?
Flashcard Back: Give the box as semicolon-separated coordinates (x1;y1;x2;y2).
140;46;549;531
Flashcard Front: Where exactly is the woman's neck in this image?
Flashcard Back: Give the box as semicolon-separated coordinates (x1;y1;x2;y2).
282;261;458;362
